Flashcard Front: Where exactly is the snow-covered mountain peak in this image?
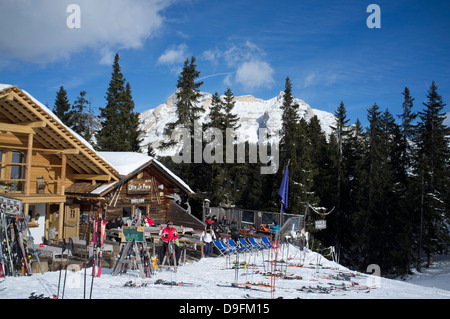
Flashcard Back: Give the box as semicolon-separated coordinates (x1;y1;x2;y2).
139;91;336;156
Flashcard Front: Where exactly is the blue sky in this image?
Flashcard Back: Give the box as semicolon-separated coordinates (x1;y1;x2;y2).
0;0;449;127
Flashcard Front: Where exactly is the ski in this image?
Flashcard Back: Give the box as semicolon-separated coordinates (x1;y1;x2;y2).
97;219;106;277
217;283;266;292
1;212;14;276
154;279;200;287
12;219;30;275
91;219;98;277
111;279;200;288
28;292;55;299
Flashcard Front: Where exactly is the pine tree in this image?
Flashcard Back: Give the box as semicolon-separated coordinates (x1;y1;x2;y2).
96;53;142;152
354;103;386;269
204;89;242;206
296;118;319;212
279;77;300;167
341;118;365;267
278;77;302;214
124;82;143;152
204;92;226;205
160;57;204;150
159;56;205;199
323;101;353;254
413;81;450;268
391;87;417;273
71;90;93;143
53;86;72;126
223;88;240;131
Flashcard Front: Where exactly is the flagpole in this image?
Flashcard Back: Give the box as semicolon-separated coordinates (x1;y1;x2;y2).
272;162;289;299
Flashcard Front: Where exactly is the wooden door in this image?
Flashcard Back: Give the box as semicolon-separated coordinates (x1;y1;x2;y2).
64;204;80;239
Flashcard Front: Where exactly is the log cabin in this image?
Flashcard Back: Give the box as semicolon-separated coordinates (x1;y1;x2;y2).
0;84;200;245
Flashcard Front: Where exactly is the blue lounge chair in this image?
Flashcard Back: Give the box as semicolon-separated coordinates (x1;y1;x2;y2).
213;240;235;255
247;237;264;250
238;237;253;251
260;236;272;249
228;239;247;253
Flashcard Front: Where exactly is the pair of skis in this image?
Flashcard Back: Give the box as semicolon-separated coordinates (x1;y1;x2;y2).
88;217;106;299
91;218;106;277
0;213;31;277
0;212;13;277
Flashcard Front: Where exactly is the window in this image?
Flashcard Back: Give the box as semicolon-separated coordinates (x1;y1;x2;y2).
242;211;255;224
0;149;26;192
262;213;276;225
10;150;26;191
135;206;148;216
122;206;132;218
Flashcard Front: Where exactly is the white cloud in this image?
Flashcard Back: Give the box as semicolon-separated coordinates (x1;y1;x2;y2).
202;41;274;91
0;0;173;64
235;60;274;90
157;44;189;65
303;70;339;88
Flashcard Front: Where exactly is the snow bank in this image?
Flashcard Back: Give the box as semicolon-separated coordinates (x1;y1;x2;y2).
1;244;449;300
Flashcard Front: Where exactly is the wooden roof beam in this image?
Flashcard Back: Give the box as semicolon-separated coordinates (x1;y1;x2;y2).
23;121;47;128
0;123;36;134
37;148;79;155
73;174;112;181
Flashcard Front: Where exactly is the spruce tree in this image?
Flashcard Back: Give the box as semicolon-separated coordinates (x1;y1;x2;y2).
324;101;353;254
413;81;450;268
204;89;242;206
354;103;385;269
392;87;417;273
71;90;93;143
96;53;142;152
279;77;300;168
278;77;302;214
204;92;226;205
53;86;72;127
159;56;205;198
223;88;240;131
160;57;204;150
124;82;143;152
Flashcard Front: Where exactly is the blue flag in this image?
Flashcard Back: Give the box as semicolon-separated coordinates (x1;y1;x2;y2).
278;165;289;214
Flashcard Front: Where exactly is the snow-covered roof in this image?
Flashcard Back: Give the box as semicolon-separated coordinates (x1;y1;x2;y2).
97;152;194;194
0;84;119;178
97;152;152;176
0;84;12;91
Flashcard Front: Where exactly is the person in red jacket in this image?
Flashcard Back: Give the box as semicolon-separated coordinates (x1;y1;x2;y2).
159;221;181;265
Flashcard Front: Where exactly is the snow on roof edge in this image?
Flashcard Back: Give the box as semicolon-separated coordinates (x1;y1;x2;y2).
97;152;194;194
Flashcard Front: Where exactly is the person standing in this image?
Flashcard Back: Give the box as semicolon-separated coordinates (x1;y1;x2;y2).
200;227;216;257
159;221;181;265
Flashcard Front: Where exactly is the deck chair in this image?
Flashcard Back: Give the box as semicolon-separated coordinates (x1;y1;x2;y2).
213;240;234;256
260;236;272;249
213;240;235;268
247;237;264;250
227;239;247;253
238;237;253;252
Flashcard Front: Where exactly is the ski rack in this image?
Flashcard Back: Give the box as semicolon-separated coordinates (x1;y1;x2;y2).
112;240;150;278
160;240;178;273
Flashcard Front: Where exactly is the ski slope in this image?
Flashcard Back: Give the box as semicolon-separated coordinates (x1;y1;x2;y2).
1;244;449;300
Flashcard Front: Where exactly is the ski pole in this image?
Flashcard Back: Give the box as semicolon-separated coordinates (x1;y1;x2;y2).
84;231;89;299
62;238;74;299
57;238;66;299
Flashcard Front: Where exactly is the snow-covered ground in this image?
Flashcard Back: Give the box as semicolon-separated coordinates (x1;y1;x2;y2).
1;244;449;300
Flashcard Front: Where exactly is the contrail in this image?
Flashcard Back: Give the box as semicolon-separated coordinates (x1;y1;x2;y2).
198;72;233;81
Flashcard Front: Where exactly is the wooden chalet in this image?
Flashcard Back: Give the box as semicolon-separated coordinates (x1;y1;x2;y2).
0;84;200;247
66;152;203;240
